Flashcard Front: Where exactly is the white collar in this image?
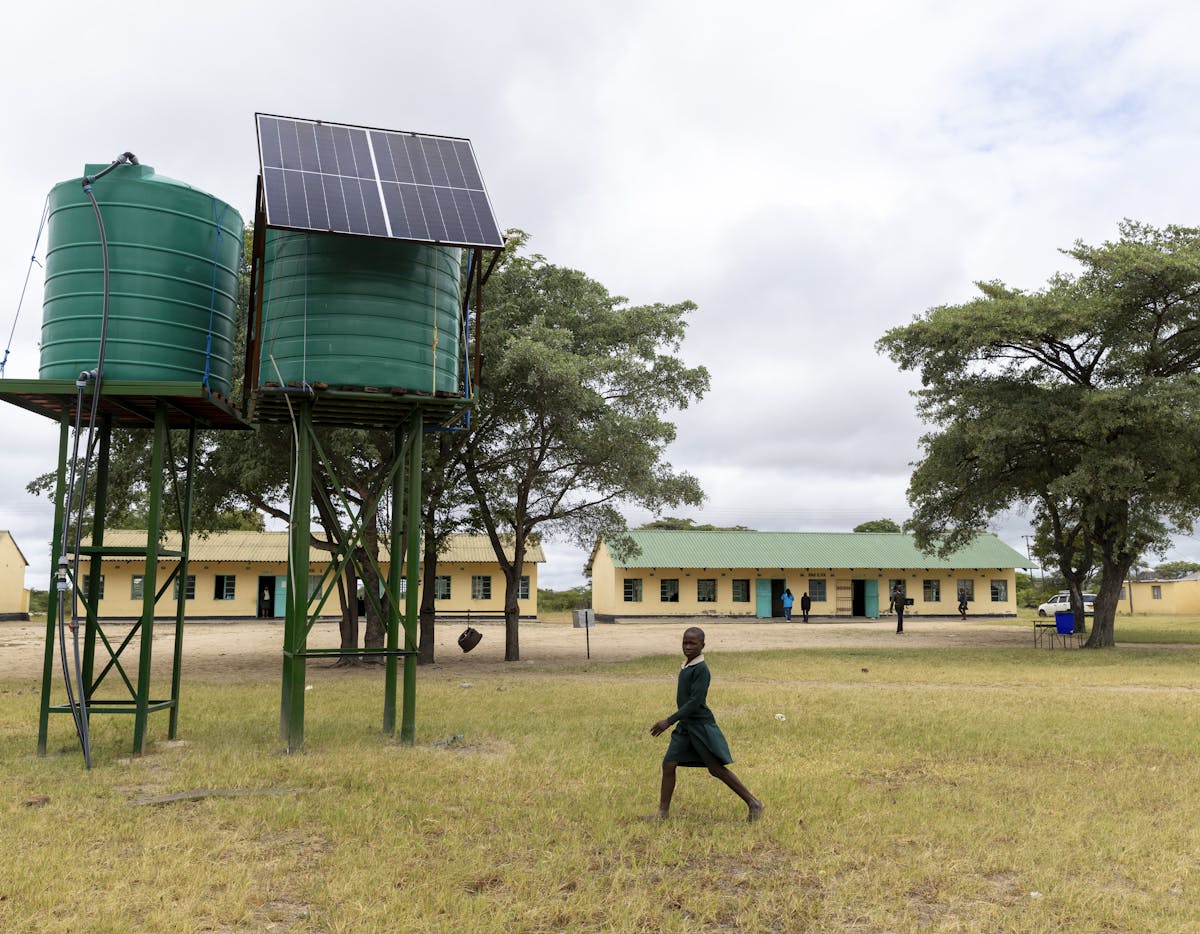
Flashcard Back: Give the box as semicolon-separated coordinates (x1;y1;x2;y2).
682;654;705;669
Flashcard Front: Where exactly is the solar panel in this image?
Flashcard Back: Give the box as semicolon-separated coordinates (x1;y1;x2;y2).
256;114;503;249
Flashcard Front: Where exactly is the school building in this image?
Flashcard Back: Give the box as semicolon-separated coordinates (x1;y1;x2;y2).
74;530;543;619
589;530;1028;620
0;530;31;619
1122;574;1200;615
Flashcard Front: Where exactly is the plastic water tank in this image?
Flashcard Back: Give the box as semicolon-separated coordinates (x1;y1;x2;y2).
39;163;244;395
258;229;462;393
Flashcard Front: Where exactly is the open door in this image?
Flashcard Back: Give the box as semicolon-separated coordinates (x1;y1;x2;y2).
864;579;879;619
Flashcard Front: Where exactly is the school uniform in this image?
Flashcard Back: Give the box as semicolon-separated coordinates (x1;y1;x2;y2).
663;655;733;767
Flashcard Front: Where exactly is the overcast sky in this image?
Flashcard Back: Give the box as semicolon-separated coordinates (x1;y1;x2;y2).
3;0;1200;590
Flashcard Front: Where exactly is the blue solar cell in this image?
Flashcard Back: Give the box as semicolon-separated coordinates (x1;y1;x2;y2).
256;114;503;248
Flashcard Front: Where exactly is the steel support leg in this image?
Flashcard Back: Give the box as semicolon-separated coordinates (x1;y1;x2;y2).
37;418;70;756
169;425;197;738
132;403;168;754
400;418;422;745
281;402;313;752
383;421;406;735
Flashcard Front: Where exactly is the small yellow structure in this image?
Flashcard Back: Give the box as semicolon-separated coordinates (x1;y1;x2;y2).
1122;575;1200;615
0;531;31;619
75;530;542;619
590;530;1027;620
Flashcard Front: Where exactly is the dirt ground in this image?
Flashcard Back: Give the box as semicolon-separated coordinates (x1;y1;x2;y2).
0;615;1039;682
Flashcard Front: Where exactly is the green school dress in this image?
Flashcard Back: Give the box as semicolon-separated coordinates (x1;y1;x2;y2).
664;657;734;768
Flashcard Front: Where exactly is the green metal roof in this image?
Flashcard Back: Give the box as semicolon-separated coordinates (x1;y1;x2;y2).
603;530;1028;570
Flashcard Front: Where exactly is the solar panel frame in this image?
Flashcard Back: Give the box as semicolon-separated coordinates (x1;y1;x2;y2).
255;113;503;249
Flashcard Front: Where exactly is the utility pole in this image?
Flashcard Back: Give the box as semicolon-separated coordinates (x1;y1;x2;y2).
1022;535;1041;584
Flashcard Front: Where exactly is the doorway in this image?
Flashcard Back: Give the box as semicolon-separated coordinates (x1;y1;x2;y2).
257;575;277;618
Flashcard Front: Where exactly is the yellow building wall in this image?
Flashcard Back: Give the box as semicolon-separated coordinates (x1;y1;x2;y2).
0;535;28;615
1127;580;1200;615
83;559;538;618
590;544;1017;618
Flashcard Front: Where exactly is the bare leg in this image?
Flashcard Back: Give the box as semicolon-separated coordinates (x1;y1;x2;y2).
658;760;677;819
707;764;764;822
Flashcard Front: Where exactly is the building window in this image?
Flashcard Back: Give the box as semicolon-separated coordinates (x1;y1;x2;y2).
518;576;530;600
214;575;236;600
808;579;827;602
434;576;451;600
131;575;145;600
660;578;680;602
173;575;196;600
697;579;717;602
957;579;974;601
624;578;643;602
81;574;105;599
731;579;750;602
1118;585;1127;601
471;575;492;600
1152;585;1163;600
990;579;1008;602
923;579;940;602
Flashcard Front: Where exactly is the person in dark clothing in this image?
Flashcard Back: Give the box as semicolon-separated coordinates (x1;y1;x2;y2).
800;591;812;623
892;583;906;634
958;587;969;620
650;627;763;823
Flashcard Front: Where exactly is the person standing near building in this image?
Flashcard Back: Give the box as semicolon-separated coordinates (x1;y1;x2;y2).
892;582;906;634
957;586;968;620
800;591;811;623
782;588;794;621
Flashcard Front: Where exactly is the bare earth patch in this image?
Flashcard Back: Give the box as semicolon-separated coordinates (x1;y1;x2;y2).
0;616;1036;683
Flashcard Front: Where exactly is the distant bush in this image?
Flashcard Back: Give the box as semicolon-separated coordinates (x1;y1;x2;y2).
28;589;48;615
538;586;592;612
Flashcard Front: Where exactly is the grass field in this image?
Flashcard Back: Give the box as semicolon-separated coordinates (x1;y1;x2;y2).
3;616;1200;931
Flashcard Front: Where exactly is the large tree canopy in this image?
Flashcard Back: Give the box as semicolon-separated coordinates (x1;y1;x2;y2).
878;221;1200;647
464;242;709;661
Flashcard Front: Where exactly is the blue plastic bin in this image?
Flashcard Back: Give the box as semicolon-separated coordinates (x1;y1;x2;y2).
1054;611;1075;634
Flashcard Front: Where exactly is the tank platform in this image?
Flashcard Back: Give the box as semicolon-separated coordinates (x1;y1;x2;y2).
250;382;473;429
0;379;251;429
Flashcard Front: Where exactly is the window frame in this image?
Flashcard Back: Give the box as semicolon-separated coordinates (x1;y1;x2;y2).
731;579;750;603
214;575;236;601
81;574;105;600
623;578;643;602
434;575;452;601
471;575;492;601
173;574;197;600
660;578;680;603
922;579;940;602
808;579;827;602
697;578;717;603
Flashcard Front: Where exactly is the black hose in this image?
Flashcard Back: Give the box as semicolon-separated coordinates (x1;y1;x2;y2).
55;151;136;767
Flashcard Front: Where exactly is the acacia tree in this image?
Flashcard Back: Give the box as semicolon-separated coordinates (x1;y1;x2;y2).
463;245;709;661
852;519;902;533
878;221;1200;647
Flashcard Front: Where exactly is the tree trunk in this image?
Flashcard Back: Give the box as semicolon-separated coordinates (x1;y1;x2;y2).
503;552;524;662
418;528;438;665
1086;556;1131;648
336;566;361;667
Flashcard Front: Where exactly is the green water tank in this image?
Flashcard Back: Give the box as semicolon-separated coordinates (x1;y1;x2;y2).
39;163;244;395
259;230;462;394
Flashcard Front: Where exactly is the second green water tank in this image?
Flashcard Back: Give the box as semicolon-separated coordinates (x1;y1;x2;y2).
259;230;462;394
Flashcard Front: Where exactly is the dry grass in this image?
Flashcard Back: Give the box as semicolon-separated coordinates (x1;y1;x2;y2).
3;629;1200;930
